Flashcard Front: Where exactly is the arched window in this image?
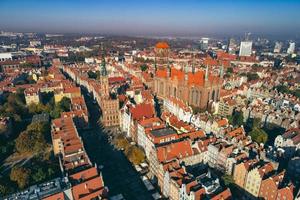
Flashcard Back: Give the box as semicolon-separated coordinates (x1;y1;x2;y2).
212;90;215;101
195;90;199;105
174;87;177;97
160;82;164;95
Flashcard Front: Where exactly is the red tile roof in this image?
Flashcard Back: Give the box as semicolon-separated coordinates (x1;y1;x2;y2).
157;140;193;163
69;167;98;182
72;176;105;200
43;192;65;200
210;188;232;200
156;67;220;87
156;42;169;49
130;103;155;121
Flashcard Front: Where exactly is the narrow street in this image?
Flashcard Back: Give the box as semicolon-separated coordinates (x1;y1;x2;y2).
79;88;153;200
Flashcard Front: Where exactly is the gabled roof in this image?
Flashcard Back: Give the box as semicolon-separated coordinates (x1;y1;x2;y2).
72;176;105;200
130;103;155;121
157;140;193;163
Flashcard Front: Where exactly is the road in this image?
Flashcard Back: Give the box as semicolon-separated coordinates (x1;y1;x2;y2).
79;89;153;200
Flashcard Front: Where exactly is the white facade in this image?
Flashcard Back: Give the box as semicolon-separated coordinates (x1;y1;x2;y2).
287;42;296;54
163;98;193;123
274;42;282;53
120;109;131;138
0;52;12;61
239;41;253;57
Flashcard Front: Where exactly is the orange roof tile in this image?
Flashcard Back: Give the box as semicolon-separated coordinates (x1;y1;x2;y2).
156;42;169;49
157;140;193;163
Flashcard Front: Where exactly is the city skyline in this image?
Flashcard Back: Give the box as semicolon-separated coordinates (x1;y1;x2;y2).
1;1;300;200
1;0;300;37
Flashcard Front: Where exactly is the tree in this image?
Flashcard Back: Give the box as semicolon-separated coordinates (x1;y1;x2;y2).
0;177;12;196
58;97;71;112
87;70;97;79
251;64;260;69
28;103;51;114
126;146;145;165
247;72;259;81
275;85;290;94
10;166;31;189
227;115;233;125
0;123;7;135
50;97;71;119
140;64;148;72
232;111;244;127
15;131;36;153
15;122;48;154
250;127;268;144
0;183;10;196
50;106;63;119
252;118;261;128
114;135;130;150
221;174;234;187
292;89;300;98
226;67;233;74
27;122;50;135
32;168;47;183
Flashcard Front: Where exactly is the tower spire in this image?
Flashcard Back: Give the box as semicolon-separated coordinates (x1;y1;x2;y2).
220;64;224;78
100;43;107;76
192;52;195;74
205;65;209;81
184;63;189;81
167;57;171;77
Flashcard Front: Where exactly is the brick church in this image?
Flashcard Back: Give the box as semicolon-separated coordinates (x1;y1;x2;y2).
153;42;223;110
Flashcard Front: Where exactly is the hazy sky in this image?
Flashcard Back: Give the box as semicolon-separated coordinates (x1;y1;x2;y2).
1;0;300;37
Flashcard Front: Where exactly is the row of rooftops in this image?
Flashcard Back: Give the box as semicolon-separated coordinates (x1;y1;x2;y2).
4;60;106;200
47;64;107;200
236;158;295;198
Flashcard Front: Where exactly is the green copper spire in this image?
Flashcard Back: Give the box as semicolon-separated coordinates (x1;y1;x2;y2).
100;42;107;76
100;57;107;76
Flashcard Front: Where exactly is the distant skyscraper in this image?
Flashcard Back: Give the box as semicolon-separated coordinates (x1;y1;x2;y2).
274;42;282;53
239;41;252;57
228;38;237;54
200;37;209;51
287;42;295;54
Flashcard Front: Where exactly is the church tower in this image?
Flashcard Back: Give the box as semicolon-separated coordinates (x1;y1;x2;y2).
99;51;109;97
154;42;170;71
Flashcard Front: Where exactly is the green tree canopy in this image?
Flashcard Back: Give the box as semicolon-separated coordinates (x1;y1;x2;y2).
32;168;47;183
232;111;244;127
0;91;27;120
15;122;49;154
58;97;71;112
87;70;98;79
250;127;268;144
10;166;31;189
140;64;148;72
28;103;51;114
226;67;233;74
247;72;259;81
50;97;71;119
